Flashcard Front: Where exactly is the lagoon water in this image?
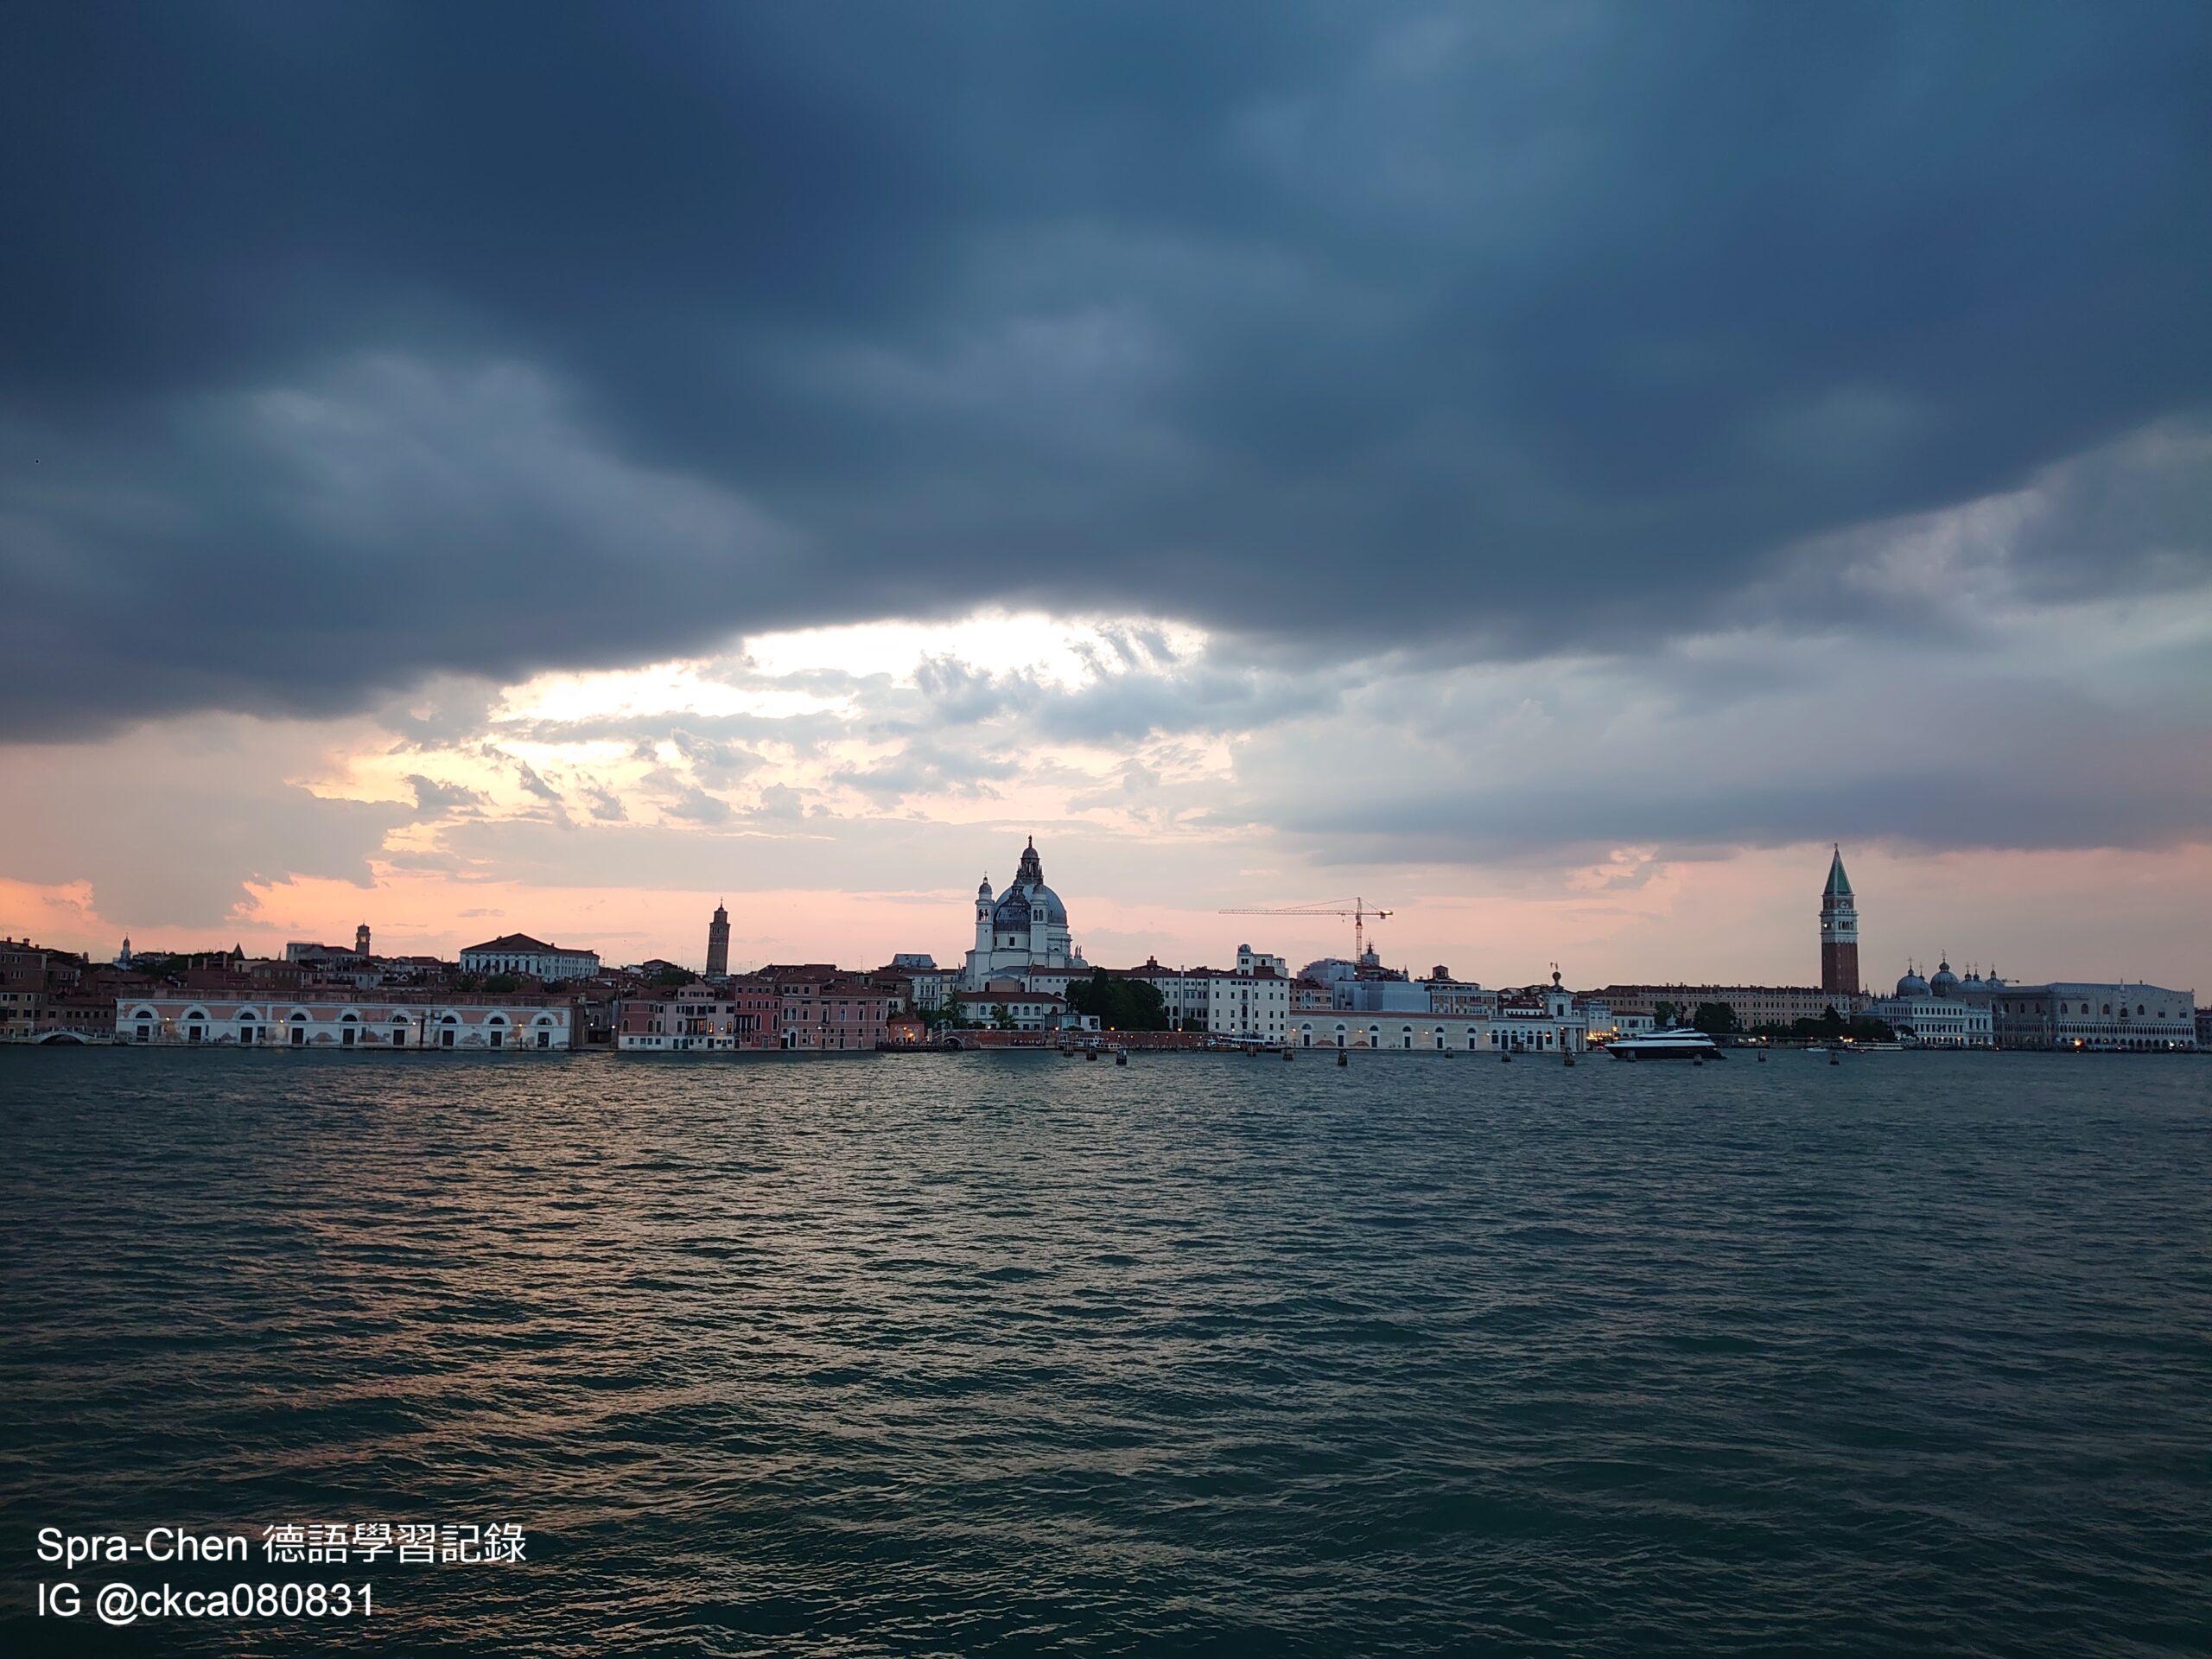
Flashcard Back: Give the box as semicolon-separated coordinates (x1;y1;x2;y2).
2;1047;2207;1655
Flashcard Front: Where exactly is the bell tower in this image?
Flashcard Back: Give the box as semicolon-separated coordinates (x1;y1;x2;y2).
706;901;730;978
1820;845;1859;997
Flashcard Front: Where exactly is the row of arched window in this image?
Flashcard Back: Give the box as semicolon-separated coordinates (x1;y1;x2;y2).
127;1007;563;1049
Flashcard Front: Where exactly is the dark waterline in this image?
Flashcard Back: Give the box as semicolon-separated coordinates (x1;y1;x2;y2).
2;1048;2207;1656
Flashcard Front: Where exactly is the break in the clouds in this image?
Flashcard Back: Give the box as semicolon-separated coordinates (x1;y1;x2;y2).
5;1;2210;731
2;3;2209;986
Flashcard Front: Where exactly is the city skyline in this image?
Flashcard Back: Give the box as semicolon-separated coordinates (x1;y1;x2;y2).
3;7;2209;993
22;834;2203;1001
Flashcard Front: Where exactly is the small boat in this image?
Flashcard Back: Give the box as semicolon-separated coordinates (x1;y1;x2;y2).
1605;1027;1726;1062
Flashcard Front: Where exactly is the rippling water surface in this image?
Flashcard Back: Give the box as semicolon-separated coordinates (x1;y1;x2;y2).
3;1048;2207;1655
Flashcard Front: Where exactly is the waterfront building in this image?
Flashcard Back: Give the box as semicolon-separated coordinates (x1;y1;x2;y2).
964;837;1088;991
0;938;131;1043
615;978;779;1051
1287;974;1586;1052
1859;962;1993;1046
1292;1010;1494;1052
42;976;122;1040
999;955;1300;1033
1206;965;1293;1042
0;936;66;1038
1599;983;1854;1028
1821;845;1860;995
764;965;894;1051
1491;972;1588;1053
705;903;730;979
1107;959;1205;1028
970;977;1101;1033
1985;982;2050;1050
458;932;602;981
118;991;582;1049
1574;997;1621;1040
1985;982;2198;1052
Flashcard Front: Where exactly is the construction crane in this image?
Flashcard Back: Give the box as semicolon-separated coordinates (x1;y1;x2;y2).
1218;899;1395;964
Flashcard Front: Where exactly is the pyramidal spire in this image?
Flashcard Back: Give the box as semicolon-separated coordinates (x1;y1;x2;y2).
1825;843;1853;898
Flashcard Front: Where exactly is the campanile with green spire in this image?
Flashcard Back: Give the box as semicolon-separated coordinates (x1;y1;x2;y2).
1820;845;1859;997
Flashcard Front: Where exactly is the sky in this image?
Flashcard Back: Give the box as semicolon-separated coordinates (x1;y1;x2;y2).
3;3;2209;991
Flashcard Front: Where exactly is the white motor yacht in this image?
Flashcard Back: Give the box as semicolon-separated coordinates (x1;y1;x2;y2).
1604;1027;1726;1061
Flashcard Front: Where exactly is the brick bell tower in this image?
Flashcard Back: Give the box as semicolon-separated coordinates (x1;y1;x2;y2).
706;901;730;979
1820;845;1859;997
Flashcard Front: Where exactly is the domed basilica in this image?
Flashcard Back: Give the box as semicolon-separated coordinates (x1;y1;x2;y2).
964;836;1087;990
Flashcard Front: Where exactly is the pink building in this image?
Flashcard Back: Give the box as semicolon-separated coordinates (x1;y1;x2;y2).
615;980;781;1052
615;970;893;1052
765;966;894;1051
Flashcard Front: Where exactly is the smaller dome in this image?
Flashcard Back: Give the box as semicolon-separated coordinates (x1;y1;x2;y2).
1897;968;1930;998
1930;960;1961;995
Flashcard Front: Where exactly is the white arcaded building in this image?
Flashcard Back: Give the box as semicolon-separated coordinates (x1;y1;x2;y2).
118;993;582;1050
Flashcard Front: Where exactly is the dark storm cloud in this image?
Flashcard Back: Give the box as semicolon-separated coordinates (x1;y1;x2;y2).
4;0;2209;734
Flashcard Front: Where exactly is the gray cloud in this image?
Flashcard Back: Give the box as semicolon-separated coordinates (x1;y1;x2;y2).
1239;633;2212;867
407;773;490;817
3;2;2207;735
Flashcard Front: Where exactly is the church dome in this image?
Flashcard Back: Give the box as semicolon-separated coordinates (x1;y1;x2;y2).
992;882;1066;927
1930;960;1960;996
1896;968;1930;997
988;836;1068;928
